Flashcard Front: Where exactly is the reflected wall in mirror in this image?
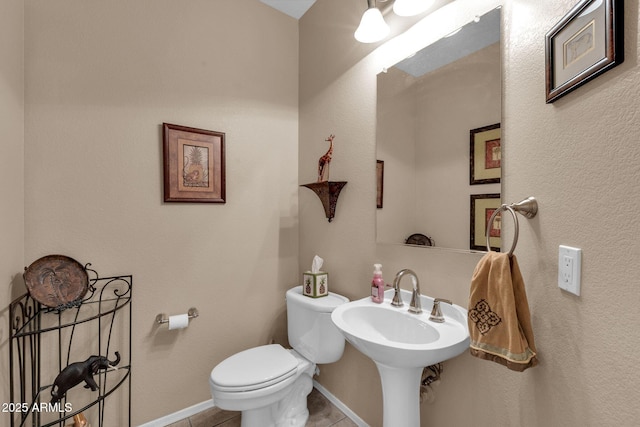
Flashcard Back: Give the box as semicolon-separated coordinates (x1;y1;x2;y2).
376;7;502;251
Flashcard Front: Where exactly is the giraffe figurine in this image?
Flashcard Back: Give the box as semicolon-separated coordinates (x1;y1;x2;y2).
317;134;335;182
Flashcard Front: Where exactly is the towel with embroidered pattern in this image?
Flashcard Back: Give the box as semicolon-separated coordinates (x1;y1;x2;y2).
468;251;537;371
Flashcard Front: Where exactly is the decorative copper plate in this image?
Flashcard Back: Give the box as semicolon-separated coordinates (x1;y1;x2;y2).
405;233;434;246
23;255;89;308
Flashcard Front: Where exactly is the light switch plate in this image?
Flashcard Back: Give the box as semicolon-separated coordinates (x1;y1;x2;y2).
558;245;581;296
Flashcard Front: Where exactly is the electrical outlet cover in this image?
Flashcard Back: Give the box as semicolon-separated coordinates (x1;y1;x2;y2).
558;245;581;296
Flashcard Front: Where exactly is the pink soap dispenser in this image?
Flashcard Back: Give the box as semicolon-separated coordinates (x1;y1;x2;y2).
371;263;385;303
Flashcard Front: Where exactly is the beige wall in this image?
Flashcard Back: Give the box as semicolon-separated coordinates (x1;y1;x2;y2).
0;0;25;413
376;66;417;243
21;0;298;424
301;0;640;426
416;43;501;249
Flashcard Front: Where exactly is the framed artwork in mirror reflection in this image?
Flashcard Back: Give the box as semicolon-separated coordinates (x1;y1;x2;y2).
163;123;226;203
545;0;624;103
376;160;384;209
470;193;501;252
470;123;501;185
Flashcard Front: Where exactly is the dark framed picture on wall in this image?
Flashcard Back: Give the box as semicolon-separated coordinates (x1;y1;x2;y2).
163;123;226;203
545;0;624;103
470;123;501;185
376;160;384;209
470;193;501;251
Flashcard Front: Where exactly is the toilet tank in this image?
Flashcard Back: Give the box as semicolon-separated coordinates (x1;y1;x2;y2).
286;286;349;364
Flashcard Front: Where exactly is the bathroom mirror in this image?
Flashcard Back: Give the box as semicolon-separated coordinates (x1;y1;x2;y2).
376;7;502;251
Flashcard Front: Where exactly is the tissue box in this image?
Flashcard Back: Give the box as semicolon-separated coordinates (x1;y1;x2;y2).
303;272;328;298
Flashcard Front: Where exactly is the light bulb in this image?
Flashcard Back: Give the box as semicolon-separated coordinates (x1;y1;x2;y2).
354;7;390;43
392;0;435;17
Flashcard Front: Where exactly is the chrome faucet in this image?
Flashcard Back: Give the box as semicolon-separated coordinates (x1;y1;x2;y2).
390;269;422;314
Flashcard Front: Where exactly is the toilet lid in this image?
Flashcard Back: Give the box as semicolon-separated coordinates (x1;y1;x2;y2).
210;344;299;392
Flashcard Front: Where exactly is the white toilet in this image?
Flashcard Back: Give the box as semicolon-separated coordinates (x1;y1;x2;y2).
209;286;349;427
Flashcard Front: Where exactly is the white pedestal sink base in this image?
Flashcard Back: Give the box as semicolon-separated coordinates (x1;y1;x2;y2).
375;363;423;427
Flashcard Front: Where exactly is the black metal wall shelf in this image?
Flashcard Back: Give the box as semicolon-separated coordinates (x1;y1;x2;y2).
9;266;132;427
300;181;347;222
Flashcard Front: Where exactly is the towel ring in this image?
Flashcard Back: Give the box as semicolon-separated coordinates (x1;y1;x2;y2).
486;197;538;256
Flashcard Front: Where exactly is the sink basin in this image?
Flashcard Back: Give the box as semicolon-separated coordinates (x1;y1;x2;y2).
343;305;440;344
331;289;469;368
331;289;470;427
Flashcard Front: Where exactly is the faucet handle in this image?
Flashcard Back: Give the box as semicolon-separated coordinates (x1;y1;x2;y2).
429;298;452;323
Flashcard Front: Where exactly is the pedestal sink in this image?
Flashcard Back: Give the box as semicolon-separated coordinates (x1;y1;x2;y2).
331;289;469;427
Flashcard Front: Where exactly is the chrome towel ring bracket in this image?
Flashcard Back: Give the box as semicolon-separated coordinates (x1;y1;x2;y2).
486;197;538;256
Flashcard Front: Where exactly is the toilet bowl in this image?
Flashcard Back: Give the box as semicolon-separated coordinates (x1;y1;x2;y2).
209;286;349;427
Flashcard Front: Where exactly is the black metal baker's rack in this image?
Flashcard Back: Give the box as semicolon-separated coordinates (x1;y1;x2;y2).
9;265;132;427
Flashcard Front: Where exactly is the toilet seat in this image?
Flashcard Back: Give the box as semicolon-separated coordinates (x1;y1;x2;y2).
210;344;299;392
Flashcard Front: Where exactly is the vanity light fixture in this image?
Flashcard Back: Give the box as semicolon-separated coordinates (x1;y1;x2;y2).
392;0;435;17
354;0;390;43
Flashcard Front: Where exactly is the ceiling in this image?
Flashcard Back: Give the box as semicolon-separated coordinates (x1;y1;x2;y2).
259;1;501;78
260;0;317;19
393;7;501;77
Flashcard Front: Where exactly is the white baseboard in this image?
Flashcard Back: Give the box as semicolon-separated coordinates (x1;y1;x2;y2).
138;382;368;427
137;399;214;427
313;380;370;427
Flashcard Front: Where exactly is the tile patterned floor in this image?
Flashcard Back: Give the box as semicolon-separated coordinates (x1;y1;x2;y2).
166;388;358;427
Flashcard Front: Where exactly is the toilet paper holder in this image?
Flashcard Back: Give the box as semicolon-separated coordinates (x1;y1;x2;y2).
156;307;199;325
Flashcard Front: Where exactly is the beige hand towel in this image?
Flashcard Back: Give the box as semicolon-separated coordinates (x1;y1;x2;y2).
468;251;538;371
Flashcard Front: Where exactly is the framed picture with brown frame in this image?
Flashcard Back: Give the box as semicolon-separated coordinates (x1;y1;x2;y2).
470;193;501;252
545;0;624;103
163;123;226;203
470;123;501;185
376;160;384;209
